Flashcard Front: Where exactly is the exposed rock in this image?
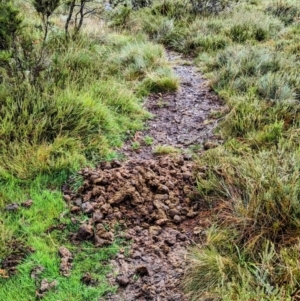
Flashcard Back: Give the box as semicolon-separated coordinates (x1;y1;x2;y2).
5;203;19;211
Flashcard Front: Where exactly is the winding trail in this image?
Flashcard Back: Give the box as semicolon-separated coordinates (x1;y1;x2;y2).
65;52;223;301
101;52;223;300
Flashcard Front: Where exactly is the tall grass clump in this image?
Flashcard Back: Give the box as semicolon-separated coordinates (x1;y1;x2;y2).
184;145;300;300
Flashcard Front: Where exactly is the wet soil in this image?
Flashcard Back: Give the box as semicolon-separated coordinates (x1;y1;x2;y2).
62;53;222;300
121;52;223;160
64;156;212;301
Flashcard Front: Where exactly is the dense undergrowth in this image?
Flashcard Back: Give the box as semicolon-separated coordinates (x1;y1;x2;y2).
0;1;178;300
111;0;300;300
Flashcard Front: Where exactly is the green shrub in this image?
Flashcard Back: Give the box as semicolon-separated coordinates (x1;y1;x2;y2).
0;1;22;51
212;46;284;92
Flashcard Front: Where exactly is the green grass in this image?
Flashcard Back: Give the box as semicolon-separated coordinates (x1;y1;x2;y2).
0;2;178;300
0;174;120;300
143;135;154;145
131;141;141;150
153;144;181;155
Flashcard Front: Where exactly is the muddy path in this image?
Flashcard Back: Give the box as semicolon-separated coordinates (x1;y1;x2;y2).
63;52;223;301
120;52;223;161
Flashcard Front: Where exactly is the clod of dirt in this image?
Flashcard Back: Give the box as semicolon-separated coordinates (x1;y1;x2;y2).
81;272;99;286
31;265;45;279
5;203;19;211
76;223;94;241
21;199;33;208
58;246;73;277
65;156;208;300
45;223;66;234
36;278;58;299
116;274;130;287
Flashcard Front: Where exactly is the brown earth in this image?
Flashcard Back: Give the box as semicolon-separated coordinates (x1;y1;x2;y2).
62;52;222;300
64;156;212;301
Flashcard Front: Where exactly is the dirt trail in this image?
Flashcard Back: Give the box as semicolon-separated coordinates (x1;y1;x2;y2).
120;52;223;160
63;52;222;301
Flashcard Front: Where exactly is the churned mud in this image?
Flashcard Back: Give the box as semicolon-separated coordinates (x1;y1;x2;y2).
63;156;212;300
61;52;223;300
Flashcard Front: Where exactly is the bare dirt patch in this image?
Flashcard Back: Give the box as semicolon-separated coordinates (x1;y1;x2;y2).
63;156;212;300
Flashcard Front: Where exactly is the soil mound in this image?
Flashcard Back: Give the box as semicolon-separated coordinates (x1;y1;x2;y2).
64;156;208;300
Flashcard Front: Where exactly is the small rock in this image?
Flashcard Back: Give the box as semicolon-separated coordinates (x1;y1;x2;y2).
5;203;19;211
173;215;181;223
